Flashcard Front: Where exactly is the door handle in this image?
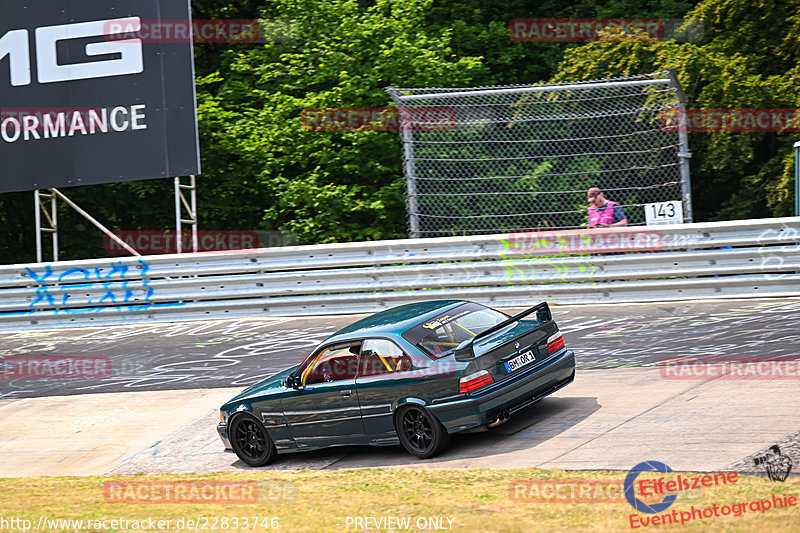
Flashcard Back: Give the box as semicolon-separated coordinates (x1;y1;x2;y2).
340;389;352;397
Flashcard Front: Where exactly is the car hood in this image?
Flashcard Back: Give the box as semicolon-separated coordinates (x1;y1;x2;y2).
225;364;300;404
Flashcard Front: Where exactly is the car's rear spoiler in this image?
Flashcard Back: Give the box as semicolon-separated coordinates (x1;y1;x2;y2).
453;302;552;362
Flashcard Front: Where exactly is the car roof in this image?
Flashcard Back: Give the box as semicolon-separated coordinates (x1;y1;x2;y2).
324;299;470;344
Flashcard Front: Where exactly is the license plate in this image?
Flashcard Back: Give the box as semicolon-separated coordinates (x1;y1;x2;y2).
505;350;536;372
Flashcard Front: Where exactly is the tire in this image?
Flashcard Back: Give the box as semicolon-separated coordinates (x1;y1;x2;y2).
395;405;450;459
229;413;277;467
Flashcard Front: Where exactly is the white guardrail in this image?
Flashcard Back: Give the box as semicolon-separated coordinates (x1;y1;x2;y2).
0;217;799;330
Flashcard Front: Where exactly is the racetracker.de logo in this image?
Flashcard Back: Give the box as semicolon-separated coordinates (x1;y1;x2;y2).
509;18;702;42
505;228;664;255
103;481;259;504
509;479;630;503
660;108;800;132
659;357;800;380
103;19;260;43
301;107;456;132
1;356;112;380
104;230;260;255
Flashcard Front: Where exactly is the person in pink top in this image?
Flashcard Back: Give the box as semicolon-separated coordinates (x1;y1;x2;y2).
587;187;628;228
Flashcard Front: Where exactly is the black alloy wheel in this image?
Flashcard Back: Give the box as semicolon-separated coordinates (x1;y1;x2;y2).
229;413;277;467
396;406;450;459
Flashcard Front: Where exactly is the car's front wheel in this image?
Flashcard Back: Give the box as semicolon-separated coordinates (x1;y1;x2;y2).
229;413;277;467
396;405;450;458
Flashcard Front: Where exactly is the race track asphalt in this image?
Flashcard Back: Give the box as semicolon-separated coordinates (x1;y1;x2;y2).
0;297;798;477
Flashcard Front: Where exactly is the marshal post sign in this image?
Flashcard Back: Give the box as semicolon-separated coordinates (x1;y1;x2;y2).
0;0;200;193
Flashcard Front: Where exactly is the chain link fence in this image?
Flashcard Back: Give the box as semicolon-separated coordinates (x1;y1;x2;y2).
387;70;692;238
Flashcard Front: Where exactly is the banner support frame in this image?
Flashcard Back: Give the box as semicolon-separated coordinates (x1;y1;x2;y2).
174;175;198;253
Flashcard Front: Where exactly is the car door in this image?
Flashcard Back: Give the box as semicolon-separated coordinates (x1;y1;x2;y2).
281;341;367;448
355;338;418;443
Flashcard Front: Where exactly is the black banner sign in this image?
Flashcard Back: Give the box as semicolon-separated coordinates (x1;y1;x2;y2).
0;0;200;193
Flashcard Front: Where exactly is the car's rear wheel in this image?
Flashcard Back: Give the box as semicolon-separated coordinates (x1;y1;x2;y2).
229;413;277;467
396;405;450;458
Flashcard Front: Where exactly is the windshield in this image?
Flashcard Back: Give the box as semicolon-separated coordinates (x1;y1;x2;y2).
402;303;508;359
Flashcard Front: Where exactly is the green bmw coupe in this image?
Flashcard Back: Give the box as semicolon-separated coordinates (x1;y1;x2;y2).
217;299;575;466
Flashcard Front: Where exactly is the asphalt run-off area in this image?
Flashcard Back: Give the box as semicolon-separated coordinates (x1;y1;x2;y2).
0;297;798;477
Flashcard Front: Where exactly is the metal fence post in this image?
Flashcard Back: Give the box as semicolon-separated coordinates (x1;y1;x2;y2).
388;87;421;238
401;125;420;239
666;69;693;223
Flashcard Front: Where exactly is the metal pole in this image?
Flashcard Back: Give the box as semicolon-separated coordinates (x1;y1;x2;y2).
50;188;140;257
174;176;182;254
401;125;421;238
175;176;198;253
795;141;800;217
51;191;58;261
387;87;421;238
34;190;42;263
665;69;693;223
190;175;198;253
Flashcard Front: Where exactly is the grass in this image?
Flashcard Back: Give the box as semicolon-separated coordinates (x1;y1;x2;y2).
0;469;797;532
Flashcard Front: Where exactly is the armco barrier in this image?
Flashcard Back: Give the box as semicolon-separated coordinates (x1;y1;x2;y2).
0;217;798;330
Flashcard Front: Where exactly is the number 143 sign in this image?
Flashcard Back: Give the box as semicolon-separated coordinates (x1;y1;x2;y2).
645;201;684;225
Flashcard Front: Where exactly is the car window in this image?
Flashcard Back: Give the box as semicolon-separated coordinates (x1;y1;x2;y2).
458;310;503;330
359;339;414;377
301;343;360;385
402;303;508;358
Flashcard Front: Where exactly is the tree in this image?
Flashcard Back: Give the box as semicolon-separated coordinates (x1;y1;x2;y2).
195;0;486;244
550;0;800;220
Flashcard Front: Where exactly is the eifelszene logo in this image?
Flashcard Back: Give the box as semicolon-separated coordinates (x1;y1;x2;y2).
0;17;144;86
754;445;793;482
624;461;678;514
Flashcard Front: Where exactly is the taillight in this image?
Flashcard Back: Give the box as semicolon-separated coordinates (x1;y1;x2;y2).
459;370;494;393
547;334;565;354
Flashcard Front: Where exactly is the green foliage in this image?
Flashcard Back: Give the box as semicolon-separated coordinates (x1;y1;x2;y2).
191;0;488;245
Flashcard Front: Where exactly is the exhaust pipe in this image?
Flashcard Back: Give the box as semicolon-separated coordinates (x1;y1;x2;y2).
487;410;510;429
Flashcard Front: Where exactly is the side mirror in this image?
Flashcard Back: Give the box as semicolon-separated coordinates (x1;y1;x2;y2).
285;375;301;389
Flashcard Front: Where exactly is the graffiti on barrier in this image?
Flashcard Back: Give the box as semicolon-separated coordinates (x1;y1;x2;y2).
11;258;185;316
499;234;597;284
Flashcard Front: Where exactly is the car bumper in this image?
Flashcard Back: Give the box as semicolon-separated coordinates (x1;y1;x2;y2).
428;349;575;433
216;423;233;452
